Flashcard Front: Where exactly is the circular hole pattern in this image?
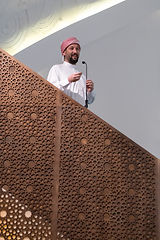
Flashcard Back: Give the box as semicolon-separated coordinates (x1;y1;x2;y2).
31;113;37;120
27;186;33;193
25;210;32;218
81;114;88;121
9;66;15;72
8;89;14;96
81;138;87;145
4;160;11;167
32;90;38;97
0;237;5;240
104;162;111;170
128;189;135;196
0;210;7;218
28;161;35;168
105;139;111;146
7;112;14;119
104;213;110;221
2;185;9;192
6;136;12;143
79;187;86;195
79;213;85;220
80;162;87;170
104;188;110;196
128;215;135;222
129;164;135;171
30;136;36;143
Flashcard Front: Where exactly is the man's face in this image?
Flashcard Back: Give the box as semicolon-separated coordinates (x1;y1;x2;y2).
63;43;80;64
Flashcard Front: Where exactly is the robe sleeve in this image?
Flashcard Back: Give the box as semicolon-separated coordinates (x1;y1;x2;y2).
87;90;96;104
47;65;70;90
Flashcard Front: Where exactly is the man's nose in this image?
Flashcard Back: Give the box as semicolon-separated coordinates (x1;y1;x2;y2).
73;48;78;53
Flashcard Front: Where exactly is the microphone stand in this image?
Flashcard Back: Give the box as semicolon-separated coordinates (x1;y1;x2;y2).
82;61;88;108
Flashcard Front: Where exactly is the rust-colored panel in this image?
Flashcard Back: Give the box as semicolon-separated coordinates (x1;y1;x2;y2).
58;95;157;240
0;48;159;240
0;49;56;239
155;158;160;239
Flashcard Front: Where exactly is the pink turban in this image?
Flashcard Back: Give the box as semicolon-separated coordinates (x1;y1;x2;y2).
61;37;81;54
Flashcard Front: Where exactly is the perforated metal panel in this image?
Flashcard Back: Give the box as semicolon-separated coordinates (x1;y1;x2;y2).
0;48;158;240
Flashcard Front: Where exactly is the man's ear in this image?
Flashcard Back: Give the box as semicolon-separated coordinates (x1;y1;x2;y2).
62;51;65;60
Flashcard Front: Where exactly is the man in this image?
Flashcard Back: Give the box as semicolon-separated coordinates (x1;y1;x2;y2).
47;37;95;107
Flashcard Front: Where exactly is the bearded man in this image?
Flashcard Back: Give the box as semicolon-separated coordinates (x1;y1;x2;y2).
47;37;95;106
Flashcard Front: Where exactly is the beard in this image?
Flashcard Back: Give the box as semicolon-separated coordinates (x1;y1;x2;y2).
69;54;79;64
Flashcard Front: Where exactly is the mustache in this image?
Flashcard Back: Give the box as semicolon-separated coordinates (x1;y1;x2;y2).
71;53;78;57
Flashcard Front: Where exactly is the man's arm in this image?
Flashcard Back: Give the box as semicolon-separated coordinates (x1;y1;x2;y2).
47;65;82;88
47;65;70;90
68;72;82;83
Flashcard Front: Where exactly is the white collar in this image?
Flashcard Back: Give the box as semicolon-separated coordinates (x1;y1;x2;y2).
63;61;76;69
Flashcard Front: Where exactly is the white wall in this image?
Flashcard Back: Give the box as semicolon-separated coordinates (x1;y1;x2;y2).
14;0;160;158
87;12;160;159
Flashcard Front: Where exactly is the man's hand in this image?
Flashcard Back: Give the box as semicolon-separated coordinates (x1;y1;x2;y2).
86;79;94;92
68;72;82;83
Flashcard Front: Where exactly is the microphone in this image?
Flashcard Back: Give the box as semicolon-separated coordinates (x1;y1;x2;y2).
82;61;88;108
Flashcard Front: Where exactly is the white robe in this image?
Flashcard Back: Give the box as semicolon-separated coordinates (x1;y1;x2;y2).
47;61;95;106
